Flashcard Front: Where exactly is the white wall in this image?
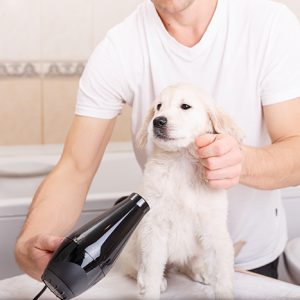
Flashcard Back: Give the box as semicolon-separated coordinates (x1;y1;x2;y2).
0;0;143;64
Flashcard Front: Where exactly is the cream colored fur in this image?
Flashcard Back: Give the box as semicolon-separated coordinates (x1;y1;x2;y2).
117;83;242;299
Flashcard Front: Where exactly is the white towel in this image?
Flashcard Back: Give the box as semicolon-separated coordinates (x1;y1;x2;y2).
0;269;299;299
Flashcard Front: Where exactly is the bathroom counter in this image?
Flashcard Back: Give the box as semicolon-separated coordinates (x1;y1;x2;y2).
0;268;299;299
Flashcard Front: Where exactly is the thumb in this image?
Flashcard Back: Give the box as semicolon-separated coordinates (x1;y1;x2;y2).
195;134;218;148
36;234;64;252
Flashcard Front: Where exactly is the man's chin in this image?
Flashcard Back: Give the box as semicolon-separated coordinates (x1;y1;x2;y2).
151;0;196;14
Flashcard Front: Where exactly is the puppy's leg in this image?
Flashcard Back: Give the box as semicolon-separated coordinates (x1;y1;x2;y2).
137;226;168;300
211;229;234;300
180;252;212;286
115;232;139;279
180;214;234;299
199;219;234;300
179;253;216;300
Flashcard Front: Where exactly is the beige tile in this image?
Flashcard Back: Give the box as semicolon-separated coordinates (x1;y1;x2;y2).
111;105;132;142
274;0;300;20
41;0;94;61
42;78;79;144
0;79;42;145
93;0;143;45
43;77;131;144
0;0;41;60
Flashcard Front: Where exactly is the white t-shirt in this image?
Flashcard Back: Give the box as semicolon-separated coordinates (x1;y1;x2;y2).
76;0;300;270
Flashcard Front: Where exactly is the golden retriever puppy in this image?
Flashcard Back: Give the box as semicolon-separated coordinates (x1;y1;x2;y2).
117;83;242;299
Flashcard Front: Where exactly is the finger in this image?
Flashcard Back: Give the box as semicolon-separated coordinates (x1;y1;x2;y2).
195;134;218;148
204;165;242;180
35;235;64;252
207;177;240;189
33;251;53;281
198;136;235;159
201;148;242;170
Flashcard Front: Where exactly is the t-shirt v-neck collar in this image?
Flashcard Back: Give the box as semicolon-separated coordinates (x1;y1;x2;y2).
146;0;226;61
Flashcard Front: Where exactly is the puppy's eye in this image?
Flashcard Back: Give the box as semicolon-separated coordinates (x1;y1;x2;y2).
157;103;162;111
181;104;191;110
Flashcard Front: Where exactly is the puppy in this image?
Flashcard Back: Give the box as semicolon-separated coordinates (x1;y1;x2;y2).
117;83;242;299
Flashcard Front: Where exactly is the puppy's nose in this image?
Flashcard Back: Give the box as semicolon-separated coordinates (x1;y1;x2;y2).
153;116;167;128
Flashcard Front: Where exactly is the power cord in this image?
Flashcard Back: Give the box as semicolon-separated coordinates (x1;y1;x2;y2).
32;285;47;300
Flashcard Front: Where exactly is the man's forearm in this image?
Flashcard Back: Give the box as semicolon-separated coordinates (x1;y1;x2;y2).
18;161;91;242
240;136;300;190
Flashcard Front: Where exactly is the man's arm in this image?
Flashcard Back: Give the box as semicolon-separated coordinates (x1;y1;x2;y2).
196;97;300;190
15;115;116;280
240;97;300;189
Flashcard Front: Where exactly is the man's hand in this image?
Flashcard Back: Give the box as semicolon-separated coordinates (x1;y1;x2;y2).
195;134;243;189
15;234;64;281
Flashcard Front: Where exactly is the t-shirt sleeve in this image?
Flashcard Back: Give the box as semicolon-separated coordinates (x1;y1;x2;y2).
76;36;131;119
260;5;300;106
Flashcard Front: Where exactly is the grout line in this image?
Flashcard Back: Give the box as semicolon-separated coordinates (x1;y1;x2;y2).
0;61;86;78
92;0;96;50
40;76;44;144
40;0;44;144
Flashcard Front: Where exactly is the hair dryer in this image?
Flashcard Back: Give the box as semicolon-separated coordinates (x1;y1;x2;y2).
39;193;149;300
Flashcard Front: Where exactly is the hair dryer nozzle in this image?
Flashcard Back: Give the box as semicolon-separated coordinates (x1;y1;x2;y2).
41;193;149;299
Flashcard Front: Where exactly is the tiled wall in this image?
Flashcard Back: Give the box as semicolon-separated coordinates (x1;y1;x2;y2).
0;0;142;145
275;0;300;17
0;0;299;145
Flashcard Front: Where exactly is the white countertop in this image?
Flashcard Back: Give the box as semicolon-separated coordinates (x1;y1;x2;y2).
0;268;300;299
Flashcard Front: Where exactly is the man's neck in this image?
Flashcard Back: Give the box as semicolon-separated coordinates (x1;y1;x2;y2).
155;0;218;47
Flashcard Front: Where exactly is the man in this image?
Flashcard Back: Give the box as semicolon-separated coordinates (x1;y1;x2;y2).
15;0;300;282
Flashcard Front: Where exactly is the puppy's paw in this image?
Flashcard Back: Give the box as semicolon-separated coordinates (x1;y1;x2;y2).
139;290;161;300
137;273;145;296
137;281;161;299
137;276;161;299
181;267;212;285
192;273;212;286
214;284;234;300
160;277;167;293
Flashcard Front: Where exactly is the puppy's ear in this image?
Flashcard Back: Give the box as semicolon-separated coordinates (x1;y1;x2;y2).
136;104;155;148
207;107;244;143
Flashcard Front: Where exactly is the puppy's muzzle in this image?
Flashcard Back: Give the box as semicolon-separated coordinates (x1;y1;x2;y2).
153;116;167;128
153;116;169;140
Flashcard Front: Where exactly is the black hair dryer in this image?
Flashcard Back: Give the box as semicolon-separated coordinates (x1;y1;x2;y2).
41;193;149;299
